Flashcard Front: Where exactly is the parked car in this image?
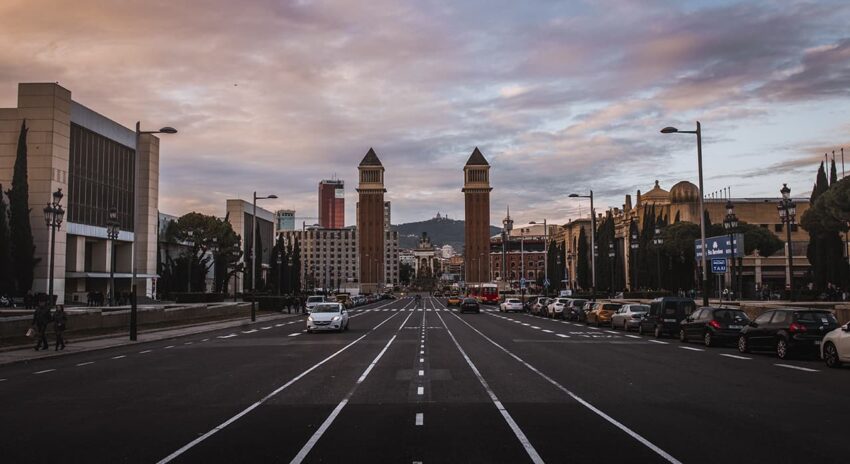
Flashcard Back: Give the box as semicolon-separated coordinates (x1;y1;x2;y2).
460;298;481;314
678;307;750;347
306;303;350;333
500;298;524;313
305;295;327;312
637;297;697;338
576;300;595;323
564;299;588;321
737;308;840;359
447;295;462;306
586;302;622;326
821;321;850;368
546;298;571;318
531;297;550;316
611;304;649;331
434;291;444;297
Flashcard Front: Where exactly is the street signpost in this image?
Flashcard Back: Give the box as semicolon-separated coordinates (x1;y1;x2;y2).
695;234;744;260
711;258;727;274
520;277;527;288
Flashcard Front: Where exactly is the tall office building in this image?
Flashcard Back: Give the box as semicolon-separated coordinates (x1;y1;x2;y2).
318;179;344;229
275;209;295;233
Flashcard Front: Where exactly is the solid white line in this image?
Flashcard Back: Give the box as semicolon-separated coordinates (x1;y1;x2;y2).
157;312;403;464
648;340;668;345
415;413;424;426
775;363;819;372
679;346;704;352
719;353;751;360
417;386;424;395
76;361;94;366
34;369;55;375
139;350;152;354
112;355;126;359
445;308;682;464
289;311;413;464
433;310;544;464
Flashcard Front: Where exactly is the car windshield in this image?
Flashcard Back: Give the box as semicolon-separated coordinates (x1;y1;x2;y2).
312;304;341;313
795;311;837;324
307;297;324;303
602;304;621;311
506;299;521;303
630;305;649;313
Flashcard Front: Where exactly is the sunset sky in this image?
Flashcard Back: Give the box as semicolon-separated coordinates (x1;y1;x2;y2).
2;0;849;226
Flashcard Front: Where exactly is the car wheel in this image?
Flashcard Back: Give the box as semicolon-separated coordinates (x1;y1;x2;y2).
703;331;713;347
824;342;842;368
737;335;749;353
654;325;663;338
679;329;687;343
776;338;790;359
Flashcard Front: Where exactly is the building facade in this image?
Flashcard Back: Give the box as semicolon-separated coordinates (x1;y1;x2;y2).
226;199;274;294
490;222;550;287
318;179;344;229
0;83;162;304
275;209;295;233
463;147;491;284
356;148;386;293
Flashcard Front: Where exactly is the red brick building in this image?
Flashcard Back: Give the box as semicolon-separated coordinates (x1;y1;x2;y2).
318;179;345;229
356;148;386;293
463;147;492;284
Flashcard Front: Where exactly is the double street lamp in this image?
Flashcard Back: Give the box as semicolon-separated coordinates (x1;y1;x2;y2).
778;184;797;301
608;242;615;295
629;221;639;291
723;200;739;301
569;191;595;299
653;223;664;290
43;188;65;308
661;122;708;307
251;192;277;322
106;207;120;306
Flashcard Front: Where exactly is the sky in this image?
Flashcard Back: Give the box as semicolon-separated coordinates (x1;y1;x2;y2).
1;0;849;227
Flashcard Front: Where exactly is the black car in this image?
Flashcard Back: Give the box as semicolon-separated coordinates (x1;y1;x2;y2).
460;298;480;314
737;308;839;359
638;297;697;338
565;299;587;321
576;301;595;323
678;307;750;347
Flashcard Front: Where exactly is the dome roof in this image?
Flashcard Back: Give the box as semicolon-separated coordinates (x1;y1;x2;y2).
641;180;670;202
670;181;700;203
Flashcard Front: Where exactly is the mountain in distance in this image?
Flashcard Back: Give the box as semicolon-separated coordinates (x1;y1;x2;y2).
393;214;501;251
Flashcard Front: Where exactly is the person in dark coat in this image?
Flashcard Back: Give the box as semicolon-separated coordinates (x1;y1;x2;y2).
53;304;67;351
32;301;52;351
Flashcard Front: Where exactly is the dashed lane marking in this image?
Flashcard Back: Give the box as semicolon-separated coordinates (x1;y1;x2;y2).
140;350;153;354
418;369;424;376
201;339;209;342
242;329;258;334
275;323;285;327
679;346;704;352
415;413;424;426
112;355;126;359
606;331;619;335
165;345;176;349
625;335;640;339
260;326;272;330
34;369;56;375
218;334;237;339
184;342;193;345
76;361;94;367
542;329;554;334
648;340;668;345
720;354;751;360
417;386;424;395
288;333;301;337
419;357;424;362
556;334;570;338
775;363;819;372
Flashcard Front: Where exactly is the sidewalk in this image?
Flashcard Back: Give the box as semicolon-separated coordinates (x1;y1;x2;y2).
0;312;304;366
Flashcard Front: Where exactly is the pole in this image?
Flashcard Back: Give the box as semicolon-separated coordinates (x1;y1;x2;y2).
251;192;257;322
729;232;735;301
109;237;115;306
543;219;548;296
696;121;709;307
590;191;596;300
130;122;140;341
656;247;661;291
786;210;795;302
48;216;56;307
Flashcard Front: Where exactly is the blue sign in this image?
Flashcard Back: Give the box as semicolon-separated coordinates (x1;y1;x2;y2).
520;278;527;288
695;234;745;260
711;258;727;274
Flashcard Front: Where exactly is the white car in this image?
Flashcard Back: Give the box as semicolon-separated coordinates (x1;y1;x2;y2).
821;321;850;368
547;298;571;318
305;295;327;312
500;298;523;312
307;303;350;333
611;304;649;331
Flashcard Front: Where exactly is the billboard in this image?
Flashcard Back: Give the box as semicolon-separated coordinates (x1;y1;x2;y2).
695;234;744;260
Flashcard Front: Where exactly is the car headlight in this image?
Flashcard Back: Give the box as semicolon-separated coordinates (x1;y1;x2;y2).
307;316;313;322
332;315;341;321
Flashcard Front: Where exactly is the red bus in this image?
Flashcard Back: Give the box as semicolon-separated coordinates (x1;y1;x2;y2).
469;283;499;305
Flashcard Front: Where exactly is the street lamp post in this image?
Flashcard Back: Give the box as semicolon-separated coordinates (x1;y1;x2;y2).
608;242;615;295
653;224;664;291
43;188;65;308
661;122;708;306
276;250;282;296
723;200;739;301
186;230;194;293
106;207;120;306
131;122;177;341
569;192;595;299
778;184;797;301
251;192;277;321
630;221;639;292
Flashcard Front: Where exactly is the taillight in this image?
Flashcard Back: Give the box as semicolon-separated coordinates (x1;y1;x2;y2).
788;322;807;333
708;320;721;329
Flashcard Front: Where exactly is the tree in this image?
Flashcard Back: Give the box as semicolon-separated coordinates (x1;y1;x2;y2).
0;187;12;296
660;221;700;292
7;121;38;295
577;226;590;290
399;262;413;286
801;163;848;290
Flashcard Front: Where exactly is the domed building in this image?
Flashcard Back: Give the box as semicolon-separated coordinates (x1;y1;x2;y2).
669;180;701;223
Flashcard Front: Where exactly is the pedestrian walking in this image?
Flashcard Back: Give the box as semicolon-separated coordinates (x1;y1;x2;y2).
32;300;52;351
53;304;67;351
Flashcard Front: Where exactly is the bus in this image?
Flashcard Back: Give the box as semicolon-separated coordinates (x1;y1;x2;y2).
469;283;499;305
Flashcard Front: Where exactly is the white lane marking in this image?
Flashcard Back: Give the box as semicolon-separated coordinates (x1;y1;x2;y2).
445;309;682;464
112;355;126;359
719;354;751;360
289;311;413;464
418;369;424;376
417;386;424;395
415;413;424;426
433;310;544;464
420;357;424;363
648;340;668;345
76;361;94;366
261;326;272;330
288;333;301;337
542;329;554;334
34;369;56;375
218;334;237;339
139;350;152;354
625;335;640;339
0;378;6;382
275;323;285;327
679;346;704;352
242;329;258;334
522;323;530;326
165;345;176;349
201;338;210;342
184;342;193;345
606;331;619;335
158;311;403;464
556;334;570;338
775;363;819;372
420;350;424;354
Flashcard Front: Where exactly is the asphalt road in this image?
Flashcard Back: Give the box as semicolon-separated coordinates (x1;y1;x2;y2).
2;295;847;463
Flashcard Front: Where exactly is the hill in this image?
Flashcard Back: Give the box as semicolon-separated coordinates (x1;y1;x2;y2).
394;217;501;251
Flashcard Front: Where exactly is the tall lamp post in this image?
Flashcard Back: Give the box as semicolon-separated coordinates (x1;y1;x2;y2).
131;123;177;341
778;184;797;301
43;188;65;308
106;206;120;306
186;230;194;293
276;250;282;296
607;242;615;295
630;220;639;292
723;200;739;300
653;223;664;291
569;192;595;299
661;122;708;306
251;192;277;321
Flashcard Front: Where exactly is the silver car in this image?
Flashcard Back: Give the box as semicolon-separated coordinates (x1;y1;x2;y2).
305;295;327;312
307;303;350;333
612;304;649;331
500;298;524;313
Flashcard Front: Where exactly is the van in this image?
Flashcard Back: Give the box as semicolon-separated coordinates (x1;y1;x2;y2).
638;297;697;338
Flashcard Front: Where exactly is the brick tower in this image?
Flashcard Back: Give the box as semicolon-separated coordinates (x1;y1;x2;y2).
357;148;386;293
463;147;492;285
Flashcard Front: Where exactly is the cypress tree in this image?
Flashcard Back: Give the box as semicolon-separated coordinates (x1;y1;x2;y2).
804;162;832;290
830;158;838;186
8;120;38;295
292;238;302;293
577;227;590;290
0;187;12;296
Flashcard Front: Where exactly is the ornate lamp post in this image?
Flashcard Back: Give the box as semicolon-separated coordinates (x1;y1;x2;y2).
43;188;65;307
630;220;639;291
276;250;282;296
569;192;595;299
653;224;664;291
607;242;615;294
106;207;120;306
723;200;739;301
185;230;194;293
777;184;797;301
566;251;574;290
250;192;277;321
